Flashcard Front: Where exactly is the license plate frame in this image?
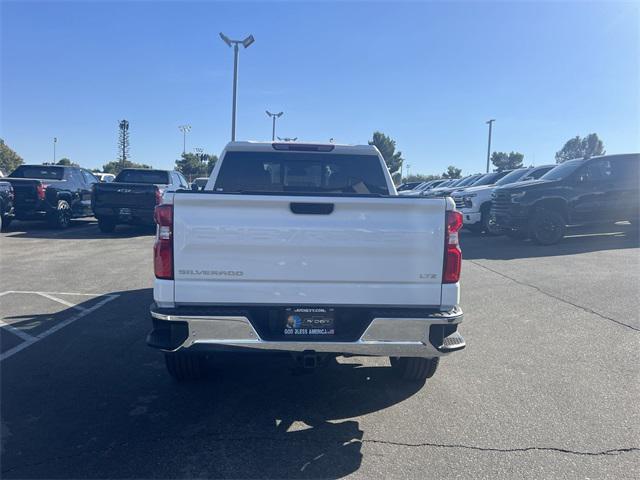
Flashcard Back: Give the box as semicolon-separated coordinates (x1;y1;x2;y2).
283;307;335;336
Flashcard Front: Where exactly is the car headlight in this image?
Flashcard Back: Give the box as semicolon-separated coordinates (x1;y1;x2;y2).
510;191;526;202
462;193;476;208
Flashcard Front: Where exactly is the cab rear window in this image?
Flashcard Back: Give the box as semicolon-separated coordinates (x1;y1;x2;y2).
115;170;169;184
9;166;64;180
214;151;390;195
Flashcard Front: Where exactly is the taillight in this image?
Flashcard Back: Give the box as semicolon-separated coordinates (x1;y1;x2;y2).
36;183;46;200
443;210;463;283
153;204;173;279
155;188;164;205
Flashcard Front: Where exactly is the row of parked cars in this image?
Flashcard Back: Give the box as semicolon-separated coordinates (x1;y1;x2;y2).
0;165;197;232
398;153;639;244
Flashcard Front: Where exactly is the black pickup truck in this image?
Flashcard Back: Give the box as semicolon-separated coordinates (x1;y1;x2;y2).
4;165;98;228
491;153;640;244
0;181;15;231
92;168;189;233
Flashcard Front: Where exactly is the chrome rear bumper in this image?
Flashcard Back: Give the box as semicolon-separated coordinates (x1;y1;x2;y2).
148;305;465;358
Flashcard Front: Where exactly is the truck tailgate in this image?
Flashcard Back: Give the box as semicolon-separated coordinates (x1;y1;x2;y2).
4;178;42;209
93;182;158;209
172;194;447;307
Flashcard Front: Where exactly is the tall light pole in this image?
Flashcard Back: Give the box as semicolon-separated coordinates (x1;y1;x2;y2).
266;111;283;141
178;125;191;155
219;32;255;142
406;163;411;178
53;137;57;163
485;119;495;173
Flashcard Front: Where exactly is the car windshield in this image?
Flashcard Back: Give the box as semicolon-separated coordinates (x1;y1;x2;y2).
495;169;530;186
9;166;64;180
455;175;481;187
115;170;169;184
215;151;390;195
434;180;453;188
521;166;554;180
472;171;508;186
540;160;583;180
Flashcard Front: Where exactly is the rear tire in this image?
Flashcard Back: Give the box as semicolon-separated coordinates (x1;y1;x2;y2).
390;357;439;381
48;200;72;229
97;216;117;233
530;208;565;245
164;352;205;381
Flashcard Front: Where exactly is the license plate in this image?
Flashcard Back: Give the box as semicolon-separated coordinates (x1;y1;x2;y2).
284;308;335;336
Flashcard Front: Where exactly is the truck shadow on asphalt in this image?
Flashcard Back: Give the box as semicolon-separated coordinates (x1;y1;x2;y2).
2;219;155;239
461;222;639;260
1;288;425;479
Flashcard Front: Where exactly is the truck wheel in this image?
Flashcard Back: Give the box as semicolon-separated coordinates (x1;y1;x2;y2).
390;357;439;381
482;207;503;236
164;352;205;381
530;209;565;245
48;200;72;229
97;216;117;233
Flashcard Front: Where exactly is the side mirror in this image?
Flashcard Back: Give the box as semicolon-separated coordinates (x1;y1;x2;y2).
191;183;199;191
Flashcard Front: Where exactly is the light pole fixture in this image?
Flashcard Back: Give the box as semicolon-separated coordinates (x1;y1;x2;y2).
178;125;191;155
485;119;495;173
277;136;297;142
219;32;255;142
53;137;57;163
266;111;283;141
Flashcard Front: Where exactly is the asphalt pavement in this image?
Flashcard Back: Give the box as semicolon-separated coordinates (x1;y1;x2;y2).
1;218;638;479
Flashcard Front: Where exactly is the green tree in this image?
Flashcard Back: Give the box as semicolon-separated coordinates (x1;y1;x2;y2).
207;154;218;174
491;151;524;171
102;159;152;175
175;152;218;182
57;157;79;167
442;166;462;179
368;131;404;182
0;139;24;174
403;173;441;183
555;133;605;163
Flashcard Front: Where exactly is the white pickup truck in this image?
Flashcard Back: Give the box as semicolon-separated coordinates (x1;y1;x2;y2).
148;141;465;383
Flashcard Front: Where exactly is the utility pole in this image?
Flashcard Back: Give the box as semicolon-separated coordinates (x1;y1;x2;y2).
266;111;283;141
178;125;191;155
486;119;495;173
219;32;255;141
53;137;57;163
118;120;130;171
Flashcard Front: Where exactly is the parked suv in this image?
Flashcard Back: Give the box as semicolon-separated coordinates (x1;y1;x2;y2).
453;165;555;234
491;154;640;244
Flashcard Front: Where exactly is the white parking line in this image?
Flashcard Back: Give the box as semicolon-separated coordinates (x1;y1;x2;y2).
0;319;36;342
0;291;119;362
36;292;87;311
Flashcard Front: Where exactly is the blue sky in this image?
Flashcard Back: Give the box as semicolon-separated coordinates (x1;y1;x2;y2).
1;1;638;176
